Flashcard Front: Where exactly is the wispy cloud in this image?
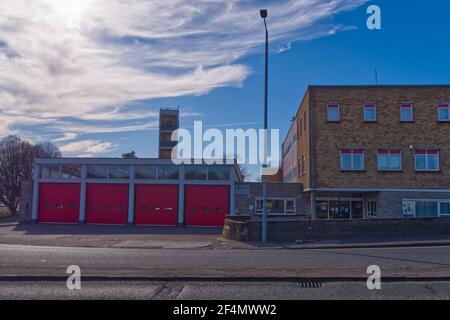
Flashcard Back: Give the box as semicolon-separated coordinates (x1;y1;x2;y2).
0;0;367;153
59;139;117;155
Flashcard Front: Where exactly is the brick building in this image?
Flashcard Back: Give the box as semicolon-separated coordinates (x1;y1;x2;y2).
282;85;450;219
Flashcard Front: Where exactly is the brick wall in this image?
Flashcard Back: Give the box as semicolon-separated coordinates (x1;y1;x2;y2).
223;216;450;242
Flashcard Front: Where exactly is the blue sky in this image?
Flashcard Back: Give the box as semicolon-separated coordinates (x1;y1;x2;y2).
1;0;449;178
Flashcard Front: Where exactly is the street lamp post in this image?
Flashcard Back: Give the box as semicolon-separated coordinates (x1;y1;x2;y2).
260;9;268;243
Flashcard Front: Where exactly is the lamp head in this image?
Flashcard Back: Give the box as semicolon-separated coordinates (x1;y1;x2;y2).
260;9;268;19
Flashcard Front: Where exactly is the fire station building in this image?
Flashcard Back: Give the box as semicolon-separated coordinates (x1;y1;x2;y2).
31;158;242;227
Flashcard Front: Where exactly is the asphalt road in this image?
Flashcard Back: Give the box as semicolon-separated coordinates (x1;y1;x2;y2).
0;280;449;300
1;243;450;278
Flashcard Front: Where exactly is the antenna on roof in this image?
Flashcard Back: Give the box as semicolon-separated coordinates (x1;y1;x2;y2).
372;26;382;86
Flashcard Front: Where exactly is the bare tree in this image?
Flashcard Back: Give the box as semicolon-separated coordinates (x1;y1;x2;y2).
0;135;60;215
34;141;62;159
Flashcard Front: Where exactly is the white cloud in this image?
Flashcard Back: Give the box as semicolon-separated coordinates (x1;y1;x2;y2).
52;132;79;142
59;139;117;155
0;0;367;139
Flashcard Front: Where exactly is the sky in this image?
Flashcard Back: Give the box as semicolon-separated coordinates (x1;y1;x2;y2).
0;0;449;179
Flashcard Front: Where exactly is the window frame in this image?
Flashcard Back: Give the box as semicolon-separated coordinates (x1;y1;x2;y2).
301;154;306;176
340;149;365;171
255;198;296;215
415;149;440;172
327;103;340;122
377;149;402;172
437;103;450;122
400;103;414;122
403;199;450;218
363;103;377;122
367;201;377;218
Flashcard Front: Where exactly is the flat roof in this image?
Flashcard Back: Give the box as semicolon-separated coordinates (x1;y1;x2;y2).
35;158;239;165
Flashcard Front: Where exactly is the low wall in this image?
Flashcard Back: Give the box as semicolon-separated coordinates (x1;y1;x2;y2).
222;216;450;242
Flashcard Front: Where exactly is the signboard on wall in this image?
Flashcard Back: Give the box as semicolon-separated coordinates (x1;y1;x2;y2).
402;200;416;217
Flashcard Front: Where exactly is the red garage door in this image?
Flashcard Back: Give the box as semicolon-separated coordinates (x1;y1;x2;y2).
86;184;128;225
39;183;80;224
135;185;178;226
185;185;229;227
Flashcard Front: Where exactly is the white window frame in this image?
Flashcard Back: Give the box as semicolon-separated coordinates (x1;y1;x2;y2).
340;149;365;171
377;149;402;172
327;103;340;122
363;104;377;122
255;197;296;215
366;200;377;218
400;103;414;122
415;150;440;172
301;154;306;176
437;103;450;122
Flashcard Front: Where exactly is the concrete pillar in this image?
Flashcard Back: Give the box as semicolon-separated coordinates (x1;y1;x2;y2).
127;165;135;226
229;167;236;215
310;190;317;220
177;166;185;226
78;165;87;224
31;164;40;223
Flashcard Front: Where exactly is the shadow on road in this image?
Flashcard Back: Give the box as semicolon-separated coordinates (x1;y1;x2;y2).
12;223;223;236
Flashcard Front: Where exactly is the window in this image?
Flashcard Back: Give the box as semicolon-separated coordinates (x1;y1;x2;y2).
87;165;107;179
40;165;61;179
303;111;307;129
157;166;178;180
61;165;81;179
327;104;340;122
340;149;365;171
255;198;296;215
286;200;295;214
400;103;413;122
135;166;157;179
363;104;376;122
438;103;450;122
207;167;230;180
301;155;306;175
108;165;129;179
403;200;450;217
185;166;207;180
377;149;402;171
416;201;438;218
367;201;377;217
329;201;351;219
440;202;450;216
415;150;440;172
316;201;329;220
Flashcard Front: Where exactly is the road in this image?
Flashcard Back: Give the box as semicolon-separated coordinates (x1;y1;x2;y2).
1;244;450;299
1;243;450;278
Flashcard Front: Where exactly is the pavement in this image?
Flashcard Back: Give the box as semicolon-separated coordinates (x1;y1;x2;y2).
0;215;19;227
1;280;449;300
1;223;450;250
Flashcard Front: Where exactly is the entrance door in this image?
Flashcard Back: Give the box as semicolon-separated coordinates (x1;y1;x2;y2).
135;184;178;226
185;185;229;227
86;184;128;225
39;183;80;224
